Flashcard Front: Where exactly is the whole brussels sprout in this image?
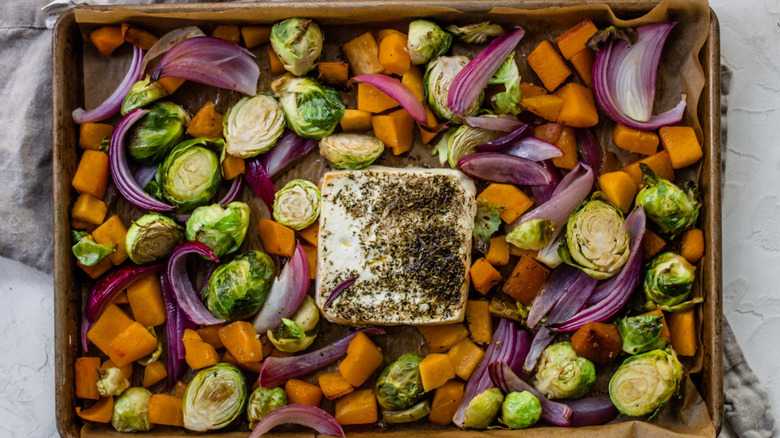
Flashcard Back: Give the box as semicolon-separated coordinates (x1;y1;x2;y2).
247;387;287;429
267;295;319;353
425;56;482;121
223;95;286;158
125;213;185;264
97;367;130;397
644;252;702;312
446;124;501;168
500;391;542;429
319;133;384;170
121;76;168;115
112;387;152;432
635;164;700;237
464;387;504;429
270;18;324;76
272;179;321;230
71;231;115;266
202;250;275;320
408;20;453;65
156;138;223;211
533;342;596;400
446;22;505;44
382;400;431;424
609;348;682;417
183;363;246;431
560;193;630;279
376;354;425;411
486;53;523;115
127;101;190;165
185;202;250;258
506;218;555;251
618;314;668;355
272;75;345;140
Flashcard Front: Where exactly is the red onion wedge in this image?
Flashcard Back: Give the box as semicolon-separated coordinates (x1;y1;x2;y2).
476;124;529;151
218;176;243;207
324;276;358;307
352;74;428;124
258;327;386;388
505;136;563;162
151;36;259;95
252;242;310;333
249;404;344;438
523;327;556;374
448;27;526;117
85;261;165;322
465;116;524;132
530;161;561;205
458;152;553;186
546;271;599;324
73;46;144;123
244;158;275;212
555;207;646;332
527;265;581;329
167;242;223;325
489;361;573;427
110;109;175;211
141;26;205;72
262;131;318;179
559;396;619;427
161;273;193;388
133;164;158;189
507;329;532;380
593;22;686;130
577;129;602;175
80;308;92;352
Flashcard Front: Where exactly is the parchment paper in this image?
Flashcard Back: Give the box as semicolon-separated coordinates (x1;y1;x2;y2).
72;2;716;437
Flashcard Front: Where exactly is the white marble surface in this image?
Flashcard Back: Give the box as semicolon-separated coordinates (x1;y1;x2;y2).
0;0;778;436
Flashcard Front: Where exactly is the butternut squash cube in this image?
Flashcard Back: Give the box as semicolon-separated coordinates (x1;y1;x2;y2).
76;396;114;423
335;389;377;425
126;274;166;327
446;338;484;380
359;82;400;113
520;94;563;122
72;150;110;199
183;339;220;370
107;321;159;367
477;183;534;223
92;215;129;265
420;353;456;392
659;126;703;169
75;357;101;400
429;380;464;425
555;19;599;60
342;33;383;76
241;26;271;48
339;332;383;387
416;323;470;353
527;40;571;91
149;394;184;427
466;300;493;344
641;229;668;261
623;151;675;189
552;126;578;170
142;361;168;387
486;236;510;266
87;303;133;356
470;258;502;295
555;83;598;128
599;171;637;214
503;255;550;305
340;109;373;132
613;124;659;156
72;193;108;225
218;321;263;363
681;229;705;264
667;309;697;356
570;48;595;88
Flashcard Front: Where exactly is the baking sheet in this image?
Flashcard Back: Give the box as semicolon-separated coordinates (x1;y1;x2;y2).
59;1;717;437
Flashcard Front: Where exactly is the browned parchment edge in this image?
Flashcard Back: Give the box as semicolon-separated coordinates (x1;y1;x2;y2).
52;2;722;437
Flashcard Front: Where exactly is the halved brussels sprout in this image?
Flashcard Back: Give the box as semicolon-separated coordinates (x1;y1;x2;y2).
270;18;324;76
500;391;542;429
267;295;319;353
125;213;185;265
618;314;668;355
487;53;523;115
112;387;152;432
97;368;130;397
247;387;287;429
644;252;702;312
635;164;700;237
609;348;682;417
446;22;505;44
506;218;555;251
464;387;504;429
536;235;564;268
136;326;163;366
319;133;384;170
408;20;453;65
446;124;501;168
183;363;247;431
533;342;595;400
272;179;321;230
127;101;190;165
425;56;482;121
272;75;345;140
474;199;502;254
376;354;425;411
156;138;223;211
121;76;168;115
185;202;250;258
560;193;630;279
72;231;115;267
382;400;431;424
223;95;286;158
201;250;275;320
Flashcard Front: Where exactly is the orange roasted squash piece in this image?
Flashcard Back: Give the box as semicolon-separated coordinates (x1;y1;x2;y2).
72;150;110;199
446;338;484;380
570;322;623;363
211;25;240;44
318;62;350;85
420;353;456;392
641;229;668;261
667;309;697;356
79;123;114;150
122;24;158;50
218;321;263;363
417;323;469;353
301;244;317;280
503;256;550;305
520;94;563;122
535;122;563;144
613;124;659;156
555;83;598;128
340;109;373;132
466;300;493;344
623;151;675;188
92;215;129;265
682;229;705;264
335;389;378;425
470;258;502;295
89;26;124;55
378;32;410;75
107;321;159;367
552;126;578;170
429;380;464;425
196;325;224;350
77;397;114;423
149;394;184;427
599;171;637;214
257;219;295;257
298;222;319;247
221;155;245;180
519;82;548;98
267;45;286;75
570;48;595;88
72;193;108;226
659;125;703;169
339;332;383;387
342;33;383;76
78;258;114;280
221;349;264;374
359;82;400;113
101;359;133;381
476;183;534;223
402;65;425;102
318;372;355;400
527;40;572;92
241;26;271;48
142;361;168;387
372;109;414;155
285;379;323;406
187;101;224;139
555;19;599;60
184;336;220;370
87;303;133;356
75;357;101;400
486;236;510;266
127;274;166;327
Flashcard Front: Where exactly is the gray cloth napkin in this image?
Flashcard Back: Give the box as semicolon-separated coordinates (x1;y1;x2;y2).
0;1;774;436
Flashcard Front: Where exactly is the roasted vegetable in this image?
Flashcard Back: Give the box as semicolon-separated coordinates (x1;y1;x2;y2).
473;200;502;254
127;101;189;165
247;387;287;429
487;53;523;115
272;75;345;140
156;138;223;212
383;401;431;424
425;56;482;122
533;342;595;399
446;124;501;168
223;95;286;158
121;76;168;115
500;391;542;429
72;231;115;267
182;363;246;431
618;314;668;355
112;387;152;432
272;179;321;231
125;213;185;264
446;22;505;44
506;218;555;251
570;322;623;363
319;133;384;169
463;387;504;429
201;250;275;320
609;349;682;417
376;354;425;411
643;252;701;312
407;20;452;65
97;367;130;397
635;164;700;237
270;18;324;76
266;298;318;353
185;202;250;258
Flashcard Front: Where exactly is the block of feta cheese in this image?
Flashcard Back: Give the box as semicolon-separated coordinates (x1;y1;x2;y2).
316;166;477;325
